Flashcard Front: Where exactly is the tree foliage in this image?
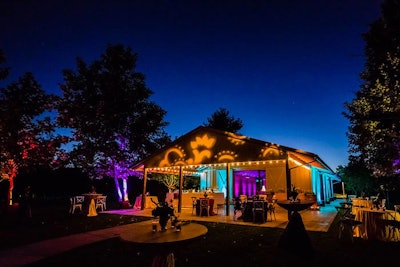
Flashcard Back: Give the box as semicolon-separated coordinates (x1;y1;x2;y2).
0;53;63;203
0;72;62;172
336;159;375;196
343;0;400;176
57;44;171;200
151;173;179;191
0;49;9;80
203;107;243;133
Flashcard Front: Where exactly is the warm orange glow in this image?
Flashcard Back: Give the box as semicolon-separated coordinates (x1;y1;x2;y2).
227;137;245;145
190;134;216;150
173;160;187;166
226;132;247;145
159;146;186;167
289;157;311;170
190;150;212;164
260;145;281;158
215;150;237;162
0;159;17;205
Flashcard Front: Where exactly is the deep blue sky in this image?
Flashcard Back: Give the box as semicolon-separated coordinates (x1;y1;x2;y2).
1;0;383;170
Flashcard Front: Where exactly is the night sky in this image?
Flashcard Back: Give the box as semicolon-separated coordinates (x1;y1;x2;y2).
1;0;383;170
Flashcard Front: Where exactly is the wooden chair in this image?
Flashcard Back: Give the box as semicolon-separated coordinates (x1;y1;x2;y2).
337;204;361;242
268;199;277;221
335;206;352;219
191;197;197;215
214;202;225;215
382;204;400;241
258;194;267;201
199;198;209;216
338;217;362;242
69;195;84;214
252;200;266;223
95;195;107;211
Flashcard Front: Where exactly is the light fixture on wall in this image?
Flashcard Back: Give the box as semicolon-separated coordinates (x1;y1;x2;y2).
261;185;266;192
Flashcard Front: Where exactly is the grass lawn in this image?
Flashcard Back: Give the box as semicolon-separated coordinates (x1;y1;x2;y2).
1;199;400;266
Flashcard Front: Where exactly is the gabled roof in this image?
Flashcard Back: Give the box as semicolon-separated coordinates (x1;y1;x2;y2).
132;126;336;174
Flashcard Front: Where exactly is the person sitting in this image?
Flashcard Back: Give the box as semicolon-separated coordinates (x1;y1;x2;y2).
233;197;243;220
373;193;380;209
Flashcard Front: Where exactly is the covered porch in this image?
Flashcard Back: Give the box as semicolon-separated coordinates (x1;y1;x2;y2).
132;126;341;216
102;197;341;232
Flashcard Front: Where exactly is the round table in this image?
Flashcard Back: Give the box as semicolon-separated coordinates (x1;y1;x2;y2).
276;200;315;256
82;193;102;217
120;220;208;265
277;200;315;212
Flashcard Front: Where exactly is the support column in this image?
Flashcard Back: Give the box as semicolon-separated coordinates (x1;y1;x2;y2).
141;168;148;210
225;163;231;216
178;166;183;213
285;154;292;220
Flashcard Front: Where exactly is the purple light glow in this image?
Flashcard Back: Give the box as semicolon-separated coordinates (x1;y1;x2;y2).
233;170;266;197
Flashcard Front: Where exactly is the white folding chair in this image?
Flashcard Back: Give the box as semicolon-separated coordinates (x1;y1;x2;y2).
191;197;197;215
95;195;107;211
70;195;84;214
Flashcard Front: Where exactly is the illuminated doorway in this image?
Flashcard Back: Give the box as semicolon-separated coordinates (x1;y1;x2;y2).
233;170;266;197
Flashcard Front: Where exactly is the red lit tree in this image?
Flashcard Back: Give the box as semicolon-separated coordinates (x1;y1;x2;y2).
0;64;65;204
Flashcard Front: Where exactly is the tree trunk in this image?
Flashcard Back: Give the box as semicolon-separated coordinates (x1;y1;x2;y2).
114;176;122;202
8;177;14;205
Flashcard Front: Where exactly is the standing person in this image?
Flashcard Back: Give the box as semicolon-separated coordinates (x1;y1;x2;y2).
19;185;33;218
90;185;97;194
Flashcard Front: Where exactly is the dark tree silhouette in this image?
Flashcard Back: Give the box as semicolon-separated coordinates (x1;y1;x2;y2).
343;0;400;176
203;107;243;133
0;70;62;205
57;44;171;202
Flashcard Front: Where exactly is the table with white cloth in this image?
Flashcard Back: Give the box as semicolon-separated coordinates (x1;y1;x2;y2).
134;195;159;209
82;193;102;217
354;207;395;241
351;198;373;214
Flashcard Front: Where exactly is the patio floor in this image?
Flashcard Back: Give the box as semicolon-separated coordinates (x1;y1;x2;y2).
101;198;341;232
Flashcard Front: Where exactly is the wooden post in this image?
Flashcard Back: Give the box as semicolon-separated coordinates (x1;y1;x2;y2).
178;166;183;213
226;163;230;216
141;168;148;210
285;154;292;220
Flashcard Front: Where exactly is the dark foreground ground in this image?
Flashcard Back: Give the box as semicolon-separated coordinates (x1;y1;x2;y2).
1;198;400;267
